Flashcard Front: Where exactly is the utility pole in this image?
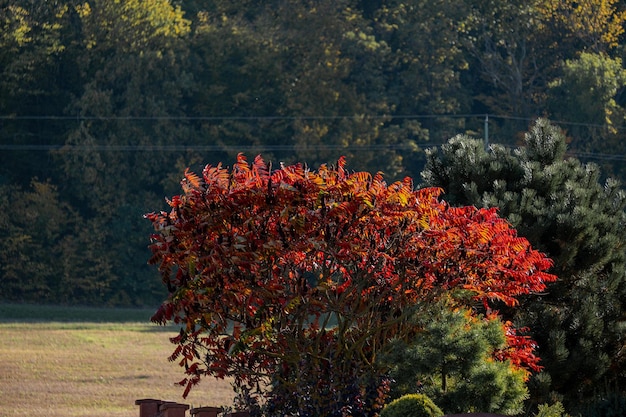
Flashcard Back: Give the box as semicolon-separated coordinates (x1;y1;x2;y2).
484;114;489;151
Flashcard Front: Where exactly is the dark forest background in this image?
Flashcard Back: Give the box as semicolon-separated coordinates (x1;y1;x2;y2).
3;0;626;307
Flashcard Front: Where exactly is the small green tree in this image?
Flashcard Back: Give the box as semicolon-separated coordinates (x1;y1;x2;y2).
548;52;626;127
383;301;529;415
547;52;626;154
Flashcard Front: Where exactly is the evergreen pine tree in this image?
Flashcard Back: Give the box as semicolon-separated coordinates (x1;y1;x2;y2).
421;118;626;408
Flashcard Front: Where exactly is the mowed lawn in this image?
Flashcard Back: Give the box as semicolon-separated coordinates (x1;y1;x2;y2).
0;304;234;417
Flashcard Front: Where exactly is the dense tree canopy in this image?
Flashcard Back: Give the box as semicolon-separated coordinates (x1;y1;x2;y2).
3;0;626;307
146;155;555;416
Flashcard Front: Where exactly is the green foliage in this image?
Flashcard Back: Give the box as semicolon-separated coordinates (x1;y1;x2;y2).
75;0;190;53
380;394;443;417
535;401;567;417
0;181;73;302
548;52;626;152
56;0;194;306
421;118;626;407
186;0;420;178
460;0;566;120
383;303;529;415
2;12;626;415
0;3;74;187
549;52;626;125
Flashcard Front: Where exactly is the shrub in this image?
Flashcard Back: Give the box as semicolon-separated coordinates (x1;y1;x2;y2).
535;401;567;417
380;394;443;417
146;155;555;416
382;303;530;415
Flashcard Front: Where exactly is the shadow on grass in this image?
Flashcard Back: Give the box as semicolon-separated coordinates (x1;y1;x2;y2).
0;303;159;323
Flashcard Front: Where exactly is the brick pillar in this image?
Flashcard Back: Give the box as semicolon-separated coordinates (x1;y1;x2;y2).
190;406;222;417
159;402;190;417
135;399;163;417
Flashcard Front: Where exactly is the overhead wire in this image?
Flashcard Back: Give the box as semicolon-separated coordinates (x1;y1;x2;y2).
1;112;626;161
0;113;483;121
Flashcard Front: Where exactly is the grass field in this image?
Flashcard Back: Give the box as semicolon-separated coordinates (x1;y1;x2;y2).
0;304;234;417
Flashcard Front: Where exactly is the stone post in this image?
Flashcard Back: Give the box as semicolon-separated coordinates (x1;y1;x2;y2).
135;399;163;417
159;401;190;417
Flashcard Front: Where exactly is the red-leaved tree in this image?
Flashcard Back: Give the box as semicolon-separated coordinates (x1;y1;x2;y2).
145;155;556;416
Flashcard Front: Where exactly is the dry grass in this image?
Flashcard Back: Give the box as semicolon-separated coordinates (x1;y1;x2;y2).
0;321;235;417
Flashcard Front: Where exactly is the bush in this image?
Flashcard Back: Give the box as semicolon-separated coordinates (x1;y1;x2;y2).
382;304;530;415
380;394;443;417
535;401;567;417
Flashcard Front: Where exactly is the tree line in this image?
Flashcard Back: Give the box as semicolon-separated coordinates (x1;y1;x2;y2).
1;1;625;305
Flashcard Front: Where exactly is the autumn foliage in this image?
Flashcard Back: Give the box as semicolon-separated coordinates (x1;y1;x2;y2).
145;155;556;416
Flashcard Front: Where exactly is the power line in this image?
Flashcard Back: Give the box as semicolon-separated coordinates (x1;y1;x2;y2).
0;113;483;121
3;112;626;161
0;143;437;152
2;112;621;134
2;142;624;163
